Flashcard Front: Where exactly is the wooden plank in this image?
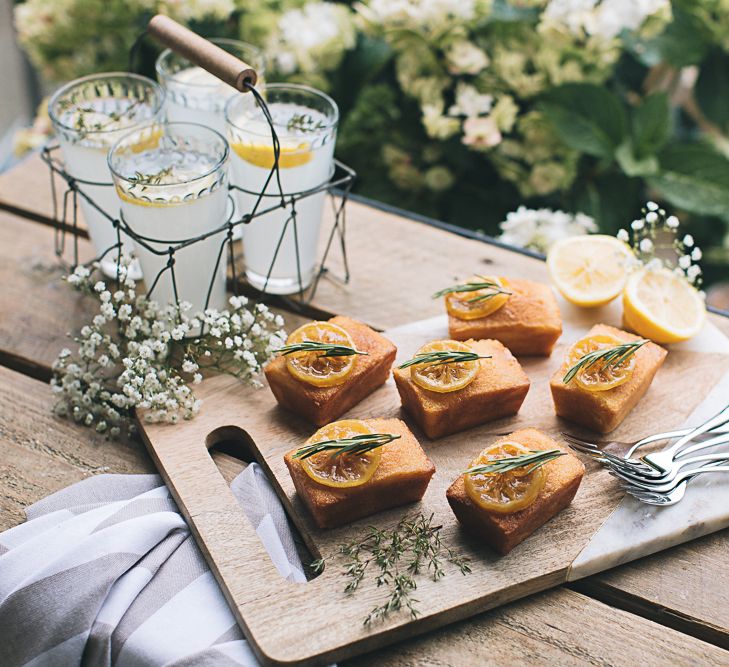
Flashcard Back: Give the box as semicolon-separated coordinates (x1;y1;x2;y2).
344;587;729;667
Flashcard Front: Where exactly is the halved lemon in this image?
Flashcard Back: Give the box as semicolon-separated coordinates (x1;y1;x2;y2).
231;142;312;169
464;441;546;514
565;333;636;391
285;321;358;387
300;420;382;488
410;340;481;393
445;275;510;320
623;267;706;343
547;235;634;307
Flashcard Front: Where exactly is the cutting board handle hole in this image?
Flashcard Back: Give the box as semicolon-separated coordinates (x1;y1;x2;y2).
206;425;256;463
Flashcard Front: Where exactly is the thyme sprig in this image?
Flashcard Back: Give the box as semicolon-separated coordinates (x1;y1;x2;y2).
464;449;565;476
278;340;368;358
311;513;471;625
58;98;145;137
293;433;400;460
286;112;326;133
398;350;490;369
563;339;648;385
127;166;173;191
432;276;512;303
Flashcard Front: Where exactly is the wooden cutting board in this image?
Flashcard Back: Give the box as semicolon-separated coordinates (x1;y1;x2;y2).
138;305;729;667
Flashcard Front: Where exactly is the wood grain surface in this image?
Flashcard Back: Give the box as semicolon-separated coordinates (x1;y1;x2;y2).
1;155;729;665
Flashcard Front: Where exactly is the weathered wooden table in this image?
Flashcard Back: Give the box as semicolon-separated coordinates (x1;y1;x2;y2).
1;154;728;666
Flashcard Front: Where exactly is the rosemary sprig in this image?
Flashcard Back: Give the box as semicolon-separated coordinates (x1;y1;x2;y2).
286;112;326;133
432;276;512;303
293;433;400;460
398;350;491;369
278;340;368;358
127;166;173;190
312;513;471;625
464;449;565;476
563;339;648;385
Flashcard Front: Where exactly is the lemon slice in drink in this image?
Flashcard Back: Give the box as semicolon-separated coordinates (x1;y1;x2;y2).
300;420;382;488
547;235;634;307
285;322;359;387
464;441;546;514
409;340;481;393
231;142;312;169
623;267;705;343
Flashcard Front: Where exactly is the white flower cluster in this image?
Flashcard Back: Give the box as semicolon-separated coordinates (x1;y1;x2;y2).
542;0;670;41
52;264;286;437
156;0;236;23
617;202;703;287
270;2;357;75
361;0;479;32
498;205;598;254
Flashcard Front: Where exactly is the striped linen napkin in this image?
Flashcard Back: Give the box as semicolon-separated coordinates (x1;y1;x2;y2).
0;464;306;666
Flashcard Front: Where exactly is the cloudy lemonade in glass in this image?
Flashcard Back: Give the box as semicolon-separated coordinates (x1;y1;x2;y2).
108;123;230;315
48;73;165;278
226;84;338;294
156;39;265;136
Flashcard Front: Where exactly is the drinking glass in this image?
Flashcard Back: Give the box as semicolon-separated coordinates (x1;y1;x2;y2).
48;73;165;278
108;122;231;315
156;38;266;136
225;84;338;294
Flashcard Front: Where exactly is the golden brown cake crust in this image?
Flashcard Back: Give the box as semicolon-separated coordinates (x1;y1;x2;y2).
284;418;436;529
264;316;396;425
446;428;585;555
549;324;667;433
448;279;562;356
393;339;530;439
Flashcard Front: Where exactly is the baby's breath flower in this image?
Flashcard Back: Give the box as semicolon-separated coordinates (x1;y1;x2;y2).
617;229;629;242
683;234;694;247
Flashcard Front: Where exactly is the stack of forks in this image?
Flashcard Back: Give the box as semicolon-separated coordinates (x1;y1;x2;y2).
565;405;729;505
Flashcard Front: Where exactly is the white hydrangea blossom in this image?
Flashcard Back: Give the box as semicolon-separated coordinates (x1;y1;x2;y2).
498;206;598;253
542;0;670;41
362;0;478;31
448;83;494;118
52;262;286;437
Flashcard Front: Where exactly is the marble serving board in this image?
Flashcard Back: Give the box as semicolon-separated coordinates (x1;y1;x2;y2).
138;298;729;667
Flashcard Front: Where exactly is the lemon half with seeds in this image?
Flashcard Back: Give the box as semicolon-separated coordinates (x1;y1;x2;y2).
465;441;546;514
547;235;634;307
300;420;382;488
623;267;705;343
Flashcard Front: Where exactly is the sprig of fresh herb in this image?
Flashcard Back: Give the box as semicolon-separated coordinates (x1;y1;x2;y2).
286;112;326;133
398;350;490;369
464;449;565;476
432;276;512;303
563;339;648;385
127;166;173;191
278;340;368;358
293;433;400;460
58;98;145;137
312;513;471;625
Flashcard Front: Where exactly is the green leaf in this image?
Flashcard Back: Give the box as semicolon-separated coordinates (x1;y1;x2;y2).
615;141;659;177
696;49;729;132
648;142;729;216
540;84;626;159
631;93;671;159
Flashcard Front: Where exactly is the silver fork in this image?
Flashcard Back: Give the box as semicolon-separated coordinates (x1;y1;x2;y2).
620;463;729;506
571;432;729;480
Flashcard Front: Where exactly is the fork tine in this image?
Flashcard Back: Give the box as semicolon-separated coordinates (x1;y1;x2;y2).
561;433;602;450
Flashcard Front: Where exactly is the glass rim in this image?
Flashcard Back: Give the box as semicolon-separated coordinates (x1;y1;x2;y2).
225;83;339;138
156;38;267;88
107;121;230;189
48;72;165;136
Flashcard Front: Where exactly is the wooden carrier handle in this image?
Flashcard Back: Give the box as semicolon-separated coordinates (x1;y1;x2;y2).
148;14;258;91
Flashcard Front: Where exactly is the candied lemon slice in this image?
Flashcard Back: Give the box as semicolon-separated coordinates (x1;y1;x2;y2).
285;321;358;387
445;275;510;320
231;142;312;169
623;267;705;343
547;235;634;307
409;340;481;393
300;420;382;488
566;333;637;391
465;441;545;514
